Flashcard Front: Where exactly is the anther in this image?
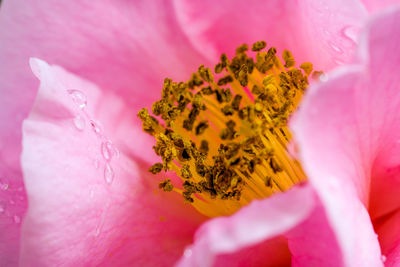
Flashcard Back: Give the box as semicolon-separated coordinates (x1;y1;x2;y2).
139;40;323;217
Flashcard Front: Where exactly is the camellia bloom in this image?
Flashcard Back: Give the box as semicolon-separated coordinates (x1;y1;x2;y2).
1;0;400;266
138;43;315;217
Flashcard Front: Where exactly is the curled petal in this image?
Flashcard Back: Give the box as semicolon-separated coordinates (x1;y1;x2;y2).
177;184;316;267
292;66;382;267
290;6;400;267
359;7;400;219
21;59;206;266
213;236;291;267
0;0;209;210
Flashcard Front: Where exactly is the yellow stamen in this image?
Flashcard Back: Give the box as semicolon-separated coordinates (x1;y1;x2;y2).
139;41;323;217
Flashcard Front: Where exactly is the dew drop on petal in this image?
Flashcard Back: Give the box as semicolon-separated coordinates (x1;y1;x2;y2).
104;163;114;185
341;25;358;45
101;141;113;162
334;59;344;65
94;158;100;169
319;73;329;82
94;203;109;237
13;215;21;224
0;180;9;191
114;147;120;159
184;248;192;258
329;42;343;54
381;255;386;263
67;89;87;109
94;226;101;237
73;115;85;131
90;120;103;135
0;201;6;214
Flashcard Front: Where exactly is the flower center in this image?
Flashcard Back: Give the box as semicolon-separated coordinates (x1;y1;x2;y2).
138;41;322;217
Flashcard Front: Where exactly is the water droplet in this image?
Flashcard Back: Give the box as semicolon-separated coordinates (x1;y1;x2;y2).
13;215;21;224
90;120;103;135
94;202;109;237
0;182;9;191
184;248;192;258
114;147;120;159
94;226;101;236
104;163;114;185
0;201;6;213
67;89;87;109
342;26;358;45
381;255;387;263
101;141;113;162
329;43;343;54
322;29;330;36
94;159;100;169
319;73;329;82
73;115;85;131
334;59;345;65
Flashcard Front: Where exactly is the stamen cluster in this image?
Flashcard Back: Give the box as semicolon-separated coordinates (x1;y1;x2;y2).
139;41;321;216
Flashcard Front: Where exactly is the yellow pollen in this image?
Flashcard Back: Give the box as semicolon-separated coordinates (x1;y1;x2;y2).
138;41;322;218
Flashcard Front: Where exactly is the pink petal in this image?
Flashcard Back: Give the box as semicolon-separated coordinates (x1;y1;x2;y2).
1;1;202;255
359;7;400;220
0;0;209;227
20;59;206;265
385;239;400;266
374;209;400;255
176;184;317;267
292;66;383;267
361;0;400;13
0;174;27;266
174;0;367;71
178;184;377;266
213;236;291;267
285;201;344;266
290;7;400;266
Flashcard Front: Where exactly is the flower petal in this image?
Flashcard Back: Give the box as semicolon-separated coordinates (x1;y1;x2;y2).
173;0;367;70
357;7;400;221
20;59;206;265
292;66;383;266
0;0;209;213
288;8;400;265
285;201;344;266
176;184;317;267
213;236;291;267
1;1;208;261
361;0;400;13
0;171;27;266
385;239;400;267
374;209;400;255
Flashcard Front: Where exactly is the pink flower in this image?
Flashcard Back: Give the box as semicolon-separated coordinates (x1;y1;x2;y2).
0;0;399;266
